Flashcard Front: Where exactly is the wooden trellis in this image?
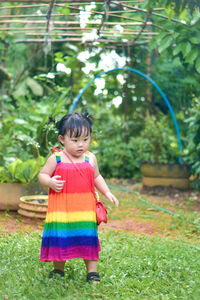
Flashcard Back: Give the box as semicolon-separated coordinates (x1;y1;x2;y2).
0;1;181;46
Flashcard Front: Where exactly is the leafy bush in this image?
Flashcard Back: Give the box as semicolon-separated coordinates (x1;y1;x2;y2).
0;156;45;183
95;115;179;178
96;136;143;178
184;98;200;188
140;115;179;163
0;91;69;165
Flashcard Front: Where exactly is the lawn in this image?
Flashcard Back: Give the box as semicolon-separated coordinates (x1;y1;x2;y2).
0;180;200;299
0;231;200;300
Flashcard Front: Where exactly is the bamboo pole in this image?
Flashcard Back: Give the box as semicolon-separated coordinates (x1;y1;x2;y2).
0;20;154;25
55;4;164;11
0;3;164;10
0;27;158;34
128;8;152;45
0;27;92;30
0;12;141;23
65;4;142;23
1;0;105;3
0;4;48;9
0;14;76;18
3;30;158;36
1;4;164;10
0;0;144;3
1;0;103;2
46;0;55;30
15;37;149;44
13;32;154;38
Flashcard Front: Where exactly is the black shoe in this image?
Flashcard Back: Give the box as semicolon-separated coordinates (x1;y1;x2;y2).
49;269;64;279
86;272;100;283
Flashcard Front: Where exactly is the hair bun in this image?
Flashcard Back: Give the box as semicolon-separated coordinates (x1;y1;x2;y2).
83;112;93;126
48;116;56;124
83;112;90;119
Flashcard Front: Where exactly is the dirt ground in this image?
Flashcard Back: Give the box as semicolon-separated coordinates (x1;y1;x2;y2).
0;185;199;236
0;211;157;235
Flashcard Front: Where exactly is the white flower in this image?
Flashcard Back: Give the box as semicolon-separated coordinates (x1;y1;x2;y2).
56;63;71;74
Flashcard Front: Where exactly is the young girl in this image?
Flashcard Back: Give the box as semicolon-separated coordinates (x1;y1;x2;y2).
38;112;119;283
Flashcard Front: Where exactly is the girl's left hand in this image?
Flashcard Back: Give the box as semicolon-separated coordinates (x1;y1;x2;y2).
105;192;119;207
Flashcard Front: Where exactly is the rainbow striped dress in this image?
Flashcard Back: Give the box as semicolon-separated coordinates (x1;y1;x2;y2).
40;150;100;262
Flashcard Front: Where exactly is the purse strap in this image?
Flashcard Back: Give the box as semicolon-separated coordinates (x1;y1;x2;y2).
62;150;98;203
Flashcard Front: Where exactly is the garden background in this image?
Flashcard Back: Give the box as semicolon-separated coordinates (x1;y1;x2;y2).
0;0;200;299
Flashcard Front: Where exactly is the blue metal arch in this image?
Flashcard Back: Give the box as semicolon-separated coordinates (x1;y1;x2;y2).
69;67;182;163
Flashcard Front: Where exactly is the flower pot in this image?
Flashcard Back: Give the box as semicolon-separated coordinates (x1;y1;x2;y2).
0;183;48;211
140;162;190;189
18;195;48;219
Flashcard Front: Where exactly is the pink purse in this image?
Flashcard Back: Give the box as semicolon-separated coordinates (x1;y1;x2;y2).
62;151;107;225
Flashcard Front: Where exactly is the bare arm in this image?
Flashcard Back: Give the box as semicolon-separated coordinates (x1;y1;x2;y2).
92;154;119;207
38;155;65;193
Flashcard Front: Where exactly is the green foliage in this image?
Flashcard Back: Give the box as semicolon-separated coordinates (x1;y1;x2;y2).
0;156;45;183
184;99;200;188
145;0;200;14
150;11;200;75
0;66;12;84
95;114;178;178
96;136;145;178
0;1;200;181
13;77;44;98
140;115;179;162
0;231;199;299
0;90;69;165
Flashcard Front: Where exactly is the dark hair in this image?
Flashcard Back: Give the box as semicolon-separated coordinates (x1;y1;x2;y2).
55;112;93;137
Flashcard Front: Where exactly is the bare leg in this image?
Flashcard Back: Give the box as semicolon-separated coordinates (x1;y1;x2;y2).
84;260;99;283
84;259;97;273
48;261;65;278
53;261;65;272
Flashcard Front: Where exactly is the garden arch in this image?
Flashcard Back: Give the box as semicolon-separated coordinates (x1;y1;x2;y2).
69;67;182;163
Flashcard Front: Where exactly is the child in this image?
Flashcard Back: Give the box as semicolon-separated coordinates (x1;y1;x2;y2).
38;112;119;283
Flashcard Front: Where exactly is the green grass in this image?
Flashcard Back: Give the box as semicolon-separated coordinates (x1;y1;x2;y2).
101;184;200;240
0;231;200;300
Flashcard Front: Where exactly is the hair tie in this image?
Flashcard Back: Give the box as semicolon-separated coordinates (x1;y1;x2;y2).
48;116;57;124
83;112;93;120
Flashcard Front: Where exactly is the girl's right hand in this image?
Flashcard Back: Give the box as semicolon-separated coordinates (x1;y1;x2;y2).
48;175;65;193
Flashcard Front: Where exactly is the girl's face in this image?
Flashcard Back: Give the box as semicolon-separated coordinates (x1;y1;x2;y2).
58;128;91;157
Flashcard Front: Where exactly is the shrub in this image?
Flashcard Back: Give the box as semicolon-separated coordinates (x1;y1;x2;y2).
184;98;200;189
95;115;179;178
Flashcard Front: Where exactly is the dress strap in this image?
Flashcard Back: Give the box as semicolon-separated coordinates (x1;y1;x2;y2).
85;151;90;163
52;148;61;164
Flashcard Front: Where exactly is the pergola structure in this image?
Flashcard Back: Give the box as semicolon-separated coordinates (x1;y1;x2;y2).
0;0;182;46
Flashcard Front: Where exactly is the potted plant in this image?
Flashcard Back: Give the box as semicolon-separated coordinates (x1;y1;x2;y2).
139;116;190;189
0;157;47;210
